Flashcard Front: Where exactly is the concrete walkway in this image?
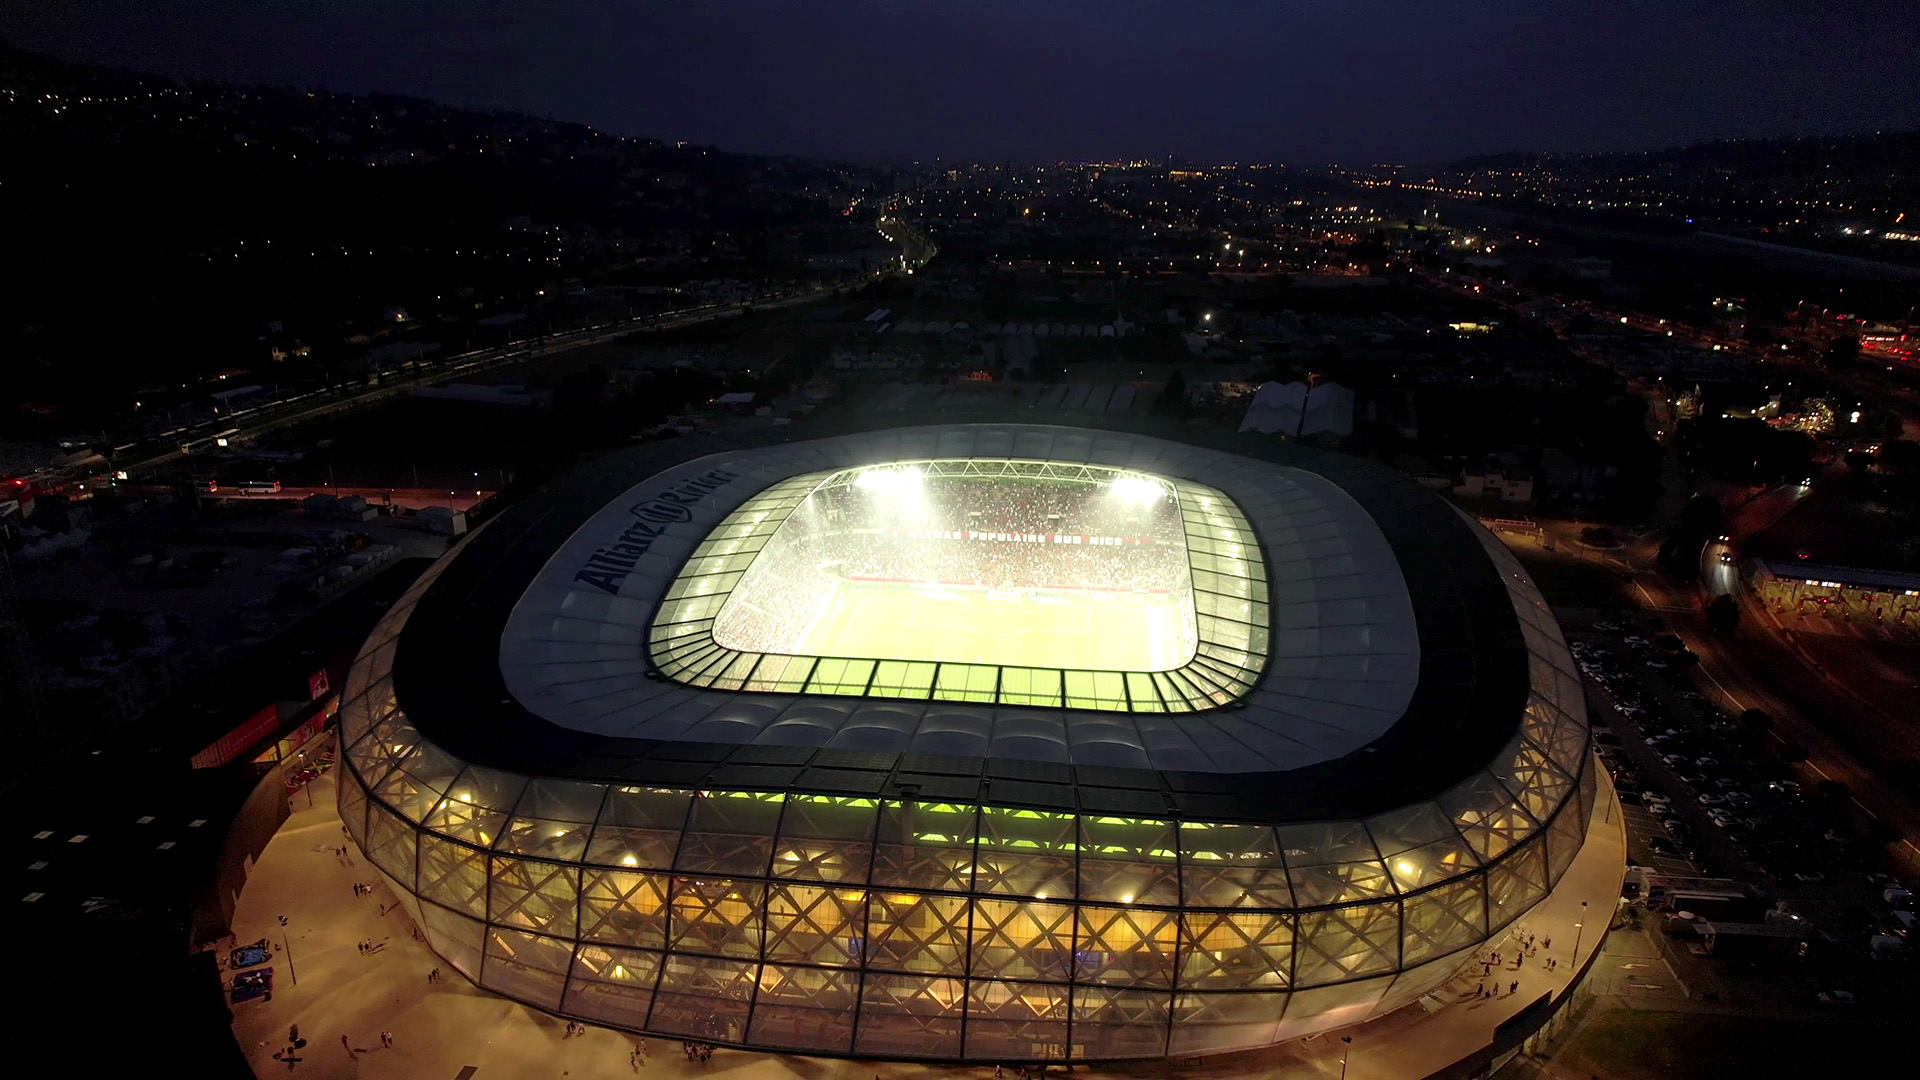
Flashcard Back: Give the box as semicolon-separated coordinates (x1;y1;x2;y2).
228;768;1627;1079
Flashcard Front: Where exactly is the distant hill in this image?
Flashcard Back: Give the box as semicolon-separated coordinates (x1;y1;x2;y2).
0;43;888;418
1449;131;1920;183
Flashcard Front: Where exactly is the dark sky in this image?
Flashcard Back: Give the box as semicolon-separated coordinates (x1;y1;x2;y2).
6;1;1917;164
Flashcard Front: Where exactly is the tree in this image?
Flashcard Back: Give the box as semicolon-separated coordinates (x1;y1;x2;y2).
1866;820;1904;846
553;363;609;417
1825;333;1861;366
1777;742;1808;764
1739;709;1771;732
1679;493;1723;540
1706;594;1739;634
1155;369;1189;418
1816;778;1851;801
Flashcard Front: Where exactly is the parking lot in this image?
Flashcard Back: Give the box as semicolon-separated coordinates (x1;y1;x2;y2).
1569;617;1916;979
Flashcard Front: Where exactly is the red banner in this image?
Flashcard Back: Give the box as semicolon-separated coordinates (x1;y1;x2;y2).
190;704;281;770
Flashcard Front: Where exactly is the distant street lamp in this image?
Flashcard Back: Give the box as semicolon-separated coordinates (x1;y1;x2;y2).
1340;1036;1354;1080
1572;900;1589;963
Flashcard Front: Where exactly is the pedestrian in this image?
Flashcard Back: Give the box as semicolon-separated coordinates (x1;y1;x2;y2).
357;940;366;954
1542;936;1551;950
637;1038;646;1058
1475;981;1483;998
381;1031;393;1049
1510;980;1519;996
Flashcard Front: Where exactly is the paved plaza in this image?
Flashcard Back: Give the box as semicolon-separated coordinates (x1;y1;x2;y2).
227;767;1627;1079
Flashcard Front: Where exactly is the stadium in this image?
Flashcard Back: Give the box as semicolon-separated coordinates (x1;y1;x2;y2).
336;423;1598;1063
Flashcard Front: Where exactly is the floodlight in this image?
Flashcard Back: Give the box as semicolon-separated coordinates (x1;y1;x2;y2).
1109;474;1164;502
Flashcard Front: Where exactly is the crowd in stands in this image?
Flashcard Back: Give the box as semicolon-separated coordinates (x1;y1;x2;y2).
712;477;1194;656
818;473;1184;541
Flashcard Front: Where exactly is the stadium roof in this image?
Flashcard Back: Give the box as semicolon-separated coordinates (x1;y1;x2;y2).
394;424;1531;823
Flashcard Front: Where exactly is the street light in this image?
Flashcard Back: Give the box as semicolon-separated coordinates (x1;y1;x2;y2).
1572;900;1589;964
1340;1036;1353;1080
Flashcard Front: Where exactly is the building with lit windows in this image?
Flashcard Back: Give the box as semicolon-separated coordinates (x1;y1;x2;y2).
336;424;1597;1062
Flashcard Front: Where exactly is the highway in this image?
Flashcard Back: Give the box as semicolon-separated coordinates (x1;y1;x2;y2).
1593;477;1920;882
49;212;938;492
209;485;495;513
1429;248;1920;878
1526;393;1920;879
85;289;833;486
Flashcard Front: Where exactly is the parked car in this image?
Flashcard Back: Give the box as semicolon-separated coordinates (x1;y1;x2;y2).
1815;990;1855;1004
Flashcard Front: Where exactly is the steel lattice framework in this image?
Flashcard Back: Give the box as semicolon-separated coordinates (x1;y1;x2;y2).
337;429;1596;1063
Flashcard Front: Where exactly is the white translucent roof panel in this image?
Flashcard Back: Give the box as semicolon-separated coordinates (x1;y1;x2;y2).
499;426;1419;774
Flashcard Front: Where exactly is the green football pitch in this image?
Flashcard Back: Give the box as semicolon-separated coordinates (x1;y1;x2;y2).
798;581;1190;671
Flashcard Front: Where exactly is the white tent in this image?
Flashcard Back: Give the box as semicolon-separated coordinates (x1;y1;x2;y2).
1239;381;1307;434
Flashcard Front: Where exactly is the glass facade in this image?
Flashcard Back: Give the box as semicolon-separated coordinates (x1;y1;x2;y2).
338;506;1592;1062
647;460;1268;712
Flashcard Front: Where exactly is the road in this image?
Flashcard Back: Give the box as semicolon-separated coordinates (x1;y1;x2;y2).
212;485;497;513
99;288;840;483
1422;240;1920;880
51;213;940;491
1623;545;1920;882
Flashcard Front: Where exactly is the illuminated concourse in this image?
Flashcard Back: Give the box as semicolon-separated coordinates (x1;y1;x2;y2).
337;425;1600;1063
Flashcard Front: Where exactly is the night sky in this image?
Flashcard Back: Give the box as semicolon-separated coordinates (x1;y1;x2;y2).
6;0;1917;164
